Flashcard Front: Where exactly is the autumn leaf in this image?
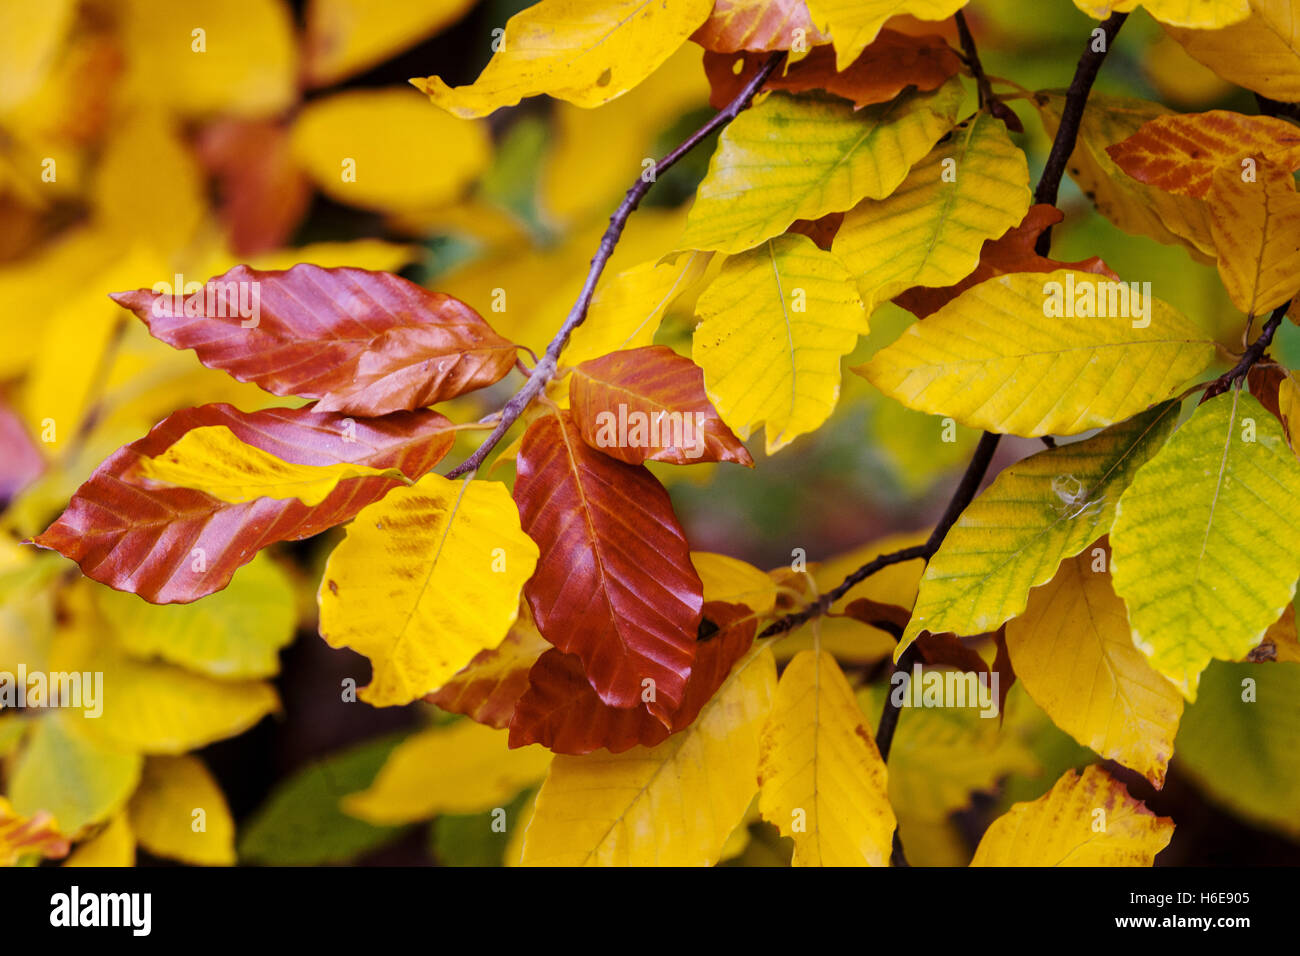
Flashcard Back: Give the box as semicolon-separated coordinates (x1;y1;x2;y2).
1073;0;1249;29
692;0;828;52
513;409;703;721
1005;549;1184;788
568;346;752;466
1110;390;1300;699
893;204;1118;319
0;796;70;866
35;403;454;603
758;649;896;866
902;403;1178;648
303;0;476;87
412;0;715;118
63;814;133;868
318;474;539;707
833;111;1032;312
1105;110;1300;199
693;234;869;453
859;271;1213;437
802;0;969;70
679;78;964;254
971;765;1174;866
111;264;517;417
127;755;235;866
1164;0;1300;102
693;551;780;614
702;30;960;110
519;642;776;865
1206;161;1300;316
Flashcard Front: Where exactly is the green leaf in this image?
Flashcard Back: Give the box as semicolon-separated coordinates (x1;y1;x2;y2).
1111;390;1300;698
237;734;407;866
678;80;964;254
903;403;1180;648
430;788;533;867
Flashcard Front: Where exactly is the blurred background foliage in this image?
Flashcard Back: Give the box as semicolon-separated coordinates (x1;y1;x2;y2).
1;0;1296;866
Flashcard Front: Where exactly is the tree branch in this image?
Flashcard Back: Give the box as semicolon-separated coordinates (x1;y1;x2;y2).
1204;301;1291;400
444;52;787;478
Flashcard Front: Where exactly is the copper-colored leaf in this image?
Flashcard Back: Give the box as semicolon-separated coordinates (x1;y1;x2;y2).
110;264;517;417
842;596;911;634
424;605;551;729
196;119;312;257
787;211;845;250
509;602;757;754
893;205;1119;319
703;30;960;110
34;403;454;603
692;0;828;53
568;345;752;466
513;409;704;721
1106;110;1300;199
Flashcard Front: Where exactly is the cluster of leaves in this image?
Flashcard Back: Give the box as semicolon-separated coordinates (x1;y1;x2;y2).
4;0;1300;867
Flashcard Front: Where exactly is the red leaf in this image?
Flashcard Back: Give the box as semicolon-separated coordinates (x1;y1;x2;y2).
33;403;454;603
424;608;550;729
196;119;312;257
893;205;1120;319
513;409;704;722
509;601;757;754
110;264;517;417
0;403;45;504
703;31;961;111
691;0;828;53
568;346;753;466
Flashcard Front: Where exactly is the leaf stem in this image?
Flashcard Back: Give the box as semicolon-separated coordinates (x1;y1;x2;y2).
443;52;787;479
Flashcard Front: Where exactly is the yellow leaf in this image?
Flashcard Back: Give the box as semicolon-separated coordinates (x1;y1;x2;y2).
412;0;714;118
562;252;712;369
971;765;1174;866
1164;0;1300;102
1260;603;1300;662
1110;390;1300;699
304;0;476;87
758;650;896;866
1033;92;1217;263
1006;550;1184;788
127;755;235;866
9;715;142;836
291;89;491;213
858;270;1214;437
902;404;1179;648
1207;161;1300;316
64;813;134;867
1073;0;1249;28
118;0;297;118
693;234;869;454
0;0;74;112
318;475;539;706
691;551;779;615
342;721;551;824
679;80;965;254
97;553;296;679
803;0;969;70
520;643;777;865
833;112;1032;312
133;425;409;506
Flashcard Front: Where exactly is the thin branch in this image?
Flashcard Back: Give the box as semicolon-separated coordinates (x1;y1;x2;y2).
1203;302;1291;400
954;11;994;108
1034;11;1129;256
444;52;787;479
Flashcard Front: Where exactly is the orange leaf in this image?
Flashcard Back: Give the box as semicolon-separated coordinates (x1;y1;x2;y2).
691;0;829;53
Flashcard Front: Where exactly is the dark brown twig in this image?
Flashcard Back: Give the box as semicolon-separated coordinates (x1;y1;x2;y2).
1204;302;1291;401
444;52;787;478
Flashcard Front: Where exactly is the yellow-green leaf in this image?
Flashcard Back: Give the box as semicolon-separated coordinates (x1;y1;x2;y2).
1073;0;1249;28
318;475;539;707
132;425;409;506
692;551;779;615
693;234;869;454
64;813;134;867
127;755;235;866
902;403;1179;649
803;0;969;70
342;720;551;824
1111;390;1300;699
833;112;1032;313
96;552;296;679
858;270;1214;437
679;80;965;254
412;0;714;118
758;649;896;866
9;715;142;836
520;643;777;865
971;765;1174;866
1006;550;1184;788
